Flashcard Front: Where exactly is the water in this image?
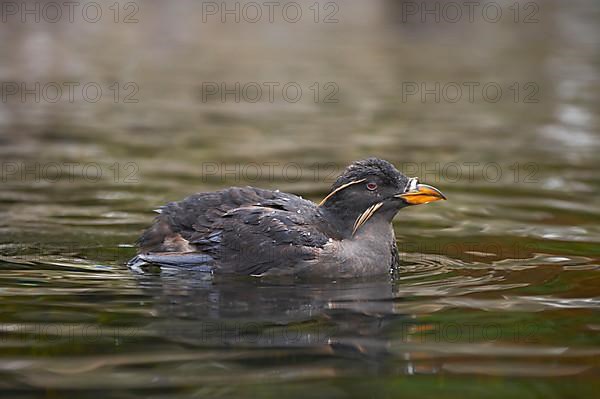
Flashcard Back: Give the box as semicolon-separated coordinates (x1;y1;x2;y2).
1;0;599;397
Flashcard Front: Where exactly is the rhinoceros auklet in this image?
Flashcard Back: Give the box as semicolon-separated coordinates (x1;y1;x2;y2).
128;158;445;277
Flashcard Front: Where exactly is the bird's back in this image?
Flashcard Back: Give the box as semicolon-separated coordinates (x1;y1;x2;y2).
134;186;331;275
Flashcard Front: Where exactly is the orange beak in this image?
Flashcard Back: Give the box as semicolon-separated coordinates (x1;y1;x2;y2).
395;183;446;205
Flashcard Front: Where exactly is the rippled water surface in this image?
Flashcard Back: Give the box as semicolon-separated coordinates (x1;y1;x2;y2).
1;0;600;397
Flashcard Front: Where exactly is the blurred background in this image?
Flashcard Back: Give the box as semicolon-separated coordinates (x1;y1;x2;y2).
0;0;599;397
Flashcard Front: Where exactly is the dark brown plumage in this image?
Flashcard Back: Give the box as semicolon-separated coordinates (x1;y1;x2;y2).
129;158;446;277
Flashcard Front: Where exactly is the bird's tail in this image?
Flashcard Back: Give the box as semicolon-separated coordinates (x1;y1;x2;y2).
127;253;215;274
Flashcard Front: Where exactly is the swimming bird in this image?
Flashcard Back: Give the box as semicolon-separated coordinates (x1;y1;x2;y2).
128;158;445;277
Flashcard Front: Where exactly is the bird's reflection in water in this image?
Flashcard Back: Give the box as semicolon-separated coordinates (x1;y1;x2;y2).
133;270;427;375
129;251;541;377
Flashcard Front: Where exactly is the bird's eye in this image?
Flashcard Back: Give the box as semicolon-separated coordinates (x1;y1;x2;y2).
366;182;377;191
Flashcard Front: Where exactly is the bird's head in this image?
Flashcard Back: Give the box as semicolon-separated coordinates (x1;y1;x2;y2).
319;158;446;237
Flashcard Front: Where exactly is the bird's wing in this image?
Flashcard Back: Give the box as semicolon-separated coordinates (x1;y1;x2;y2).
211;205;329;275
136;186;328;274
138;186;279;252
